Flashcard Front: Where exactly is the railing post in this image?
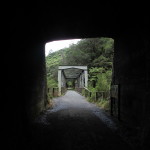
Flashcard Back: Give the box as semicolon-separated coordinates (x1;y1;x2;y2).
53;88;54;97
89;92;91;97
95;92;97;101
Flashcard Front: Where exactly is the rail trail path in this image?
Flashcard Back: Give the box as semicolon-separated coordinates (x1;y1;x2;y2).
31;90;132;150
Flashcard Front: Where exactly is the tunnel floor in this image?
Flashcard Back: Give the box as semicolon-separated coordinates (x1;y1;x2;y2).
30;90;133;150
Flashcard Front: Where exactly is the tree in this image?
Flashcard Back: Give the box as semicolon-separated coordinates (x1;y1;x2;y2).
46;37;114;90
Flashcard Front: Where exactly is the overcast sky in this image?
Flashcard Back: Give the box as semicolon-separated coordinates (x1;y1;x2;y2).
45;39;81;56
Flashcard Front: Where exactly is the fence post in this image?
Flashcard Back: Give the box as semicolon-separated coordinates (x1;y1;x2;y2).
52;88;54;97
89;92;91;97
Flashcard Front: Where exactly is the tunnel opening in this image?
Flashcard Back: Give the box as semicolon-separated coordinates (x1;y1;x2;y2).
31;37;138;150
33;33;150;149
31;34;150;149
45;37;115;117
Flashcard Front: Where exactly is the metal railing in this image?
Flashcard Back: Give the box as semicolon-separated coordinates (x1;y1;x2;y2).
48;87;110;100
75;87;110;101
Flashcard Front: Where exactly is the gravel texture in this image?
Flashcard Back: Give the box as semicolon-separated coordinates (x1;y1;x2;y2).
31;90;133;150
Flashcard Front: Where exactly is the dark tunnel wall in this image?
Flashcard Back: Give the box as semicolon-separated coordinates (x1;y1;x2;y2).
113;34;150;147
23;41;47;120
4;37;48;149
5;1;150;149
114;35;148;124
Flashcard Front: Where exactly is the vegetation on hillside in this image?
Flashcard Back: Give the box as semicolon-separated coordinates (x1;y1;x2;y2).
46;37;113;89
46;37;114;110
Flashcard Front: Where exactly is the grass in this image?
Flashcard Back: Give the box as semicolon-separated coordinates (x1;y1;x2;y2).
46;92;54;109
87;97;110;113
96;99;110;112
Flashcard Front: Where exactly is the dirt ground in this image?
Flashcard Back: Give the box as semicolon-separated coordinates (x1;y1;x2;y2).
30;90;133;150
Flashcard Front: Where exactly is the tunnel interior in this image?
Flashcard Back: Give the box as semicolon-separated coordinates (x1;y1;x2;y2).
6;2;150;150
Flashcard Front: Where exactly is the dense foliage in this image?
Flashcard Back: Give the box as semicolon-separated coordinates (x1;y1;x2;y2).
46;37;114;92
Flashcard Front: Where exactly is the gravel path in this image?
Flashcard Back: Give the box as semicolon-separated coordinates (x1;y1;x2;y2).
31;90;133;150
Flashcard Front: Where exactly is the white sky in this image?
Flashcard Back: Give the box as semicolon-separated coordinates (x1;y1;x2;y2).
45;39;81;56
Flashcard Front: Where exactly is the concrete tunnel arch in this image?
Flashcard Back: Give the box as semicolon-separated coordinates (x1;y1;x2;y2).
58;66;88;95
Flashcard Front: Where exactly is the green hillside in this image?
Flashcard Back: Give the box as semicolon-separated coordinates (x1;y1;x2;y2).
46;38;114;91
